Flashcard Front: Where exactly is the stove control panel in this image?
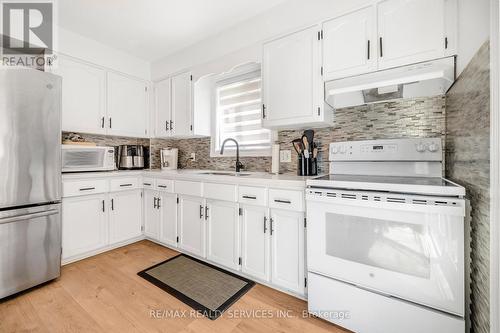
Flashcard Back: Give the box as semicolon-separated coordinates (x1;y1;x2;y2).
329;138;442;161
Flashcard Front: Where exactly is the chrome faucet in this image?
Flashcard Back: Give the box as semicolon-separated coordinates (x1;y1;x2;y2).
220;138;244;173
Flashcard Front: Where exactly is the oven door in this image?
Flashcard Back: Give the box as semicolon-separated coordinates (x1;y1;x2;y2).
306;189;465;316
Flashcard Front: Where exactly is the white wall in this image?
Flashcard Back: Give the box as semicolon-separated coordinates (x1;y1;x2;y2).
57;27;150;80
151;0;490;81
151;0;369;80
456;0;490;74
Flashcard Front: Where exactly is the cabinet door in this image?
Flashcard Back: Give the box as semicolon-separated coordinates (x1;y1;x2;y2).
62;194;107;259
377;0;445;70
323;6;377;80
263;25;322;128
55;56;106;134
109;190;142;244
159;192;178;247
144;190;160;240
171;71;192;137
206;200;240;270
155;78;171;138
178;195;205;257
270;209;305;294
107;72;148;137
241;205;270;281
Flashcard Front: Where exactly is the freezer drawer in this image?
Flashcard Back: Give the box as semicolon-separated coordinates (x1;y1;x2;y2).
0;204;61;299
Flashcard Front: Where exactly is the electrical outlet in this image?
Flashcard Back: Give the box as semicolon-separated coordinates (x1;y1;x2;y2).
190;153;196;162
280;150;291;163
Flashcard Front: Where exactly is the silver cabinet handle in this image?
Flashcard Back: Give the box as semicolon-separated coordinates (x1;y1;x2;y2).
199;205;204;219
158;185;167;189
274;199;291;204
79;187;95;191
0;209;59;225
379;37;383;57
157;197;161;209
165;120;169;132
170;120;173;130
242;195;257;200
101;116;105;128
270;217;274;236
120;184;133;187
143;183;152;186
205;206;209;220
153;197;157;209
367;40;370;60
102;200;105;212
109;117;112;129
111;198;114;210
264;216;268;233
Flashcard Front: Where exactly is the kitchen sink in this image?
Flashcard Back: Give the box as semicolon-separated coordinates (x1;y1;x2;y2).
199;172;252;176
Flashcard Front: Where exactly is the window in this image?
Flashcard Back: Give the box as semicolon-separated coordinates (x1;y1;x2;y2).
211;65;272;157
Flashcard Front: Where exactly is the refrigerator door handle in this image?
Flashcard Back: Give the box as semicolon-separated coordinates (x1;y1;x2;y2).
0;209;59;225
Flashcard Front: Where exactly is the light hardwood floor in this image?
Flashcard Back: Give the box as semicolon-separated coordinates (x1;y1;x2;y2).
0;240;349;333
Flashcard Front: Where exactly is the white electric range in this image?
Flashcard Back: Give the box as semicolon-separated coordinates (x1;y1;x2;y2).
306;138;466;333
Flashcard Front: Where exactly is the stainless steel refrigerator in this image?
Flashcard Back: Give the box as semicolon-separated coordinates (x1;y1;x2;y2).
0;68;62;299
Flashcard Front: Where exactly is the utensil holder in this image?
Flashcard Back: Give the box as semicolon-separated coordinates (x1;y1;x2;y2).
311;158;318;176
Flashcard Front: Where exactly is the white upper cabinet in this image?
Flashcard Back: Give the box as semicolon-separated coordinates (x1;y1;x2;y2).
155;78;171;138
107;72;148;138
56;56;106;134
171;71;193;137
322;6;377;80
262;25;331;129
377;0;446;70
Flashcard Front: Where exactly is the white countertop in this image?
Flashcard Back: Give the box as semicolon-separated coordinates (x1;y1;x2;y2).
62;169;313;188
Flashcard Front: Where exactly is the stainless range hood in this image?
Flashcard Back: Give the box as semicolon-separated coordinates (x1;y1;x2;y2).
325;57;456;109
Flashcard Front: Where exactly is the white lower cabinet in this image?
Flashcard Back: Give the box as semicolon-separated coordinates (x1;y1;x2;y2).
159;192;178;247
270;209;305;295
206;200;240;271
178;195;206;258
62;194;108;260
241;205;270;282
144;189;160;239
109;190;142;244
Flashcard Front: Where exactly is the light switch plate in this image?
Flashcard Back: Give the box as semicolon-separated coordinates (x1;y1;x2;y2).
190;153;196;162
280;150;291;163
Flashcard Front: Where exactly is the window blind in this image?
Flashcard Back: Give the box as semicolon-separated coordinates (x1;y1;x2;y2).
215;70;271;155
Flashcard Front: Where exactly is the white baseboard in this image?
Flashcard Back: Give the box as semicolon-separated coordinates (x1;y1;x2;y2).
62;235;146;265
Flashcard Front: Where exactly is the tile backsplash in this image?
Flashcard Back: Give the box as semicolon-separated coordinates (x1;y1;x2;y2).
150;95;446;174
63;95;446;175
445;41;490;333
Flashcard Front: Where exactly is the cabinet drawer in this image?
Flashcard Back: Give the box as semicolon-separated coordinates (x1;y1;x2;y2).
238;186;267;206
156;179;174;193
175;180;202;197
204;183;236;202
63;179;108;198
142;177;155;189
109;177;139;192
268;189;304;212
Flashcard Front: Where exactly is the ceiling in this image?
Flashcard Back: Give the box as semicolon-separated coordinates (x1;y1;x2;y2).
58;0;289;62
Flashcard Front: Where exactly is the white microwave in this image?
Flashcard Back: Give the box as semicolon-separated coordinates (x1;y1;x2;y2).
62;145;116;173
